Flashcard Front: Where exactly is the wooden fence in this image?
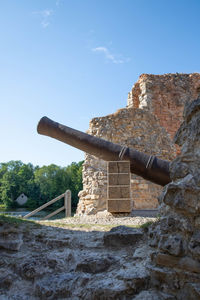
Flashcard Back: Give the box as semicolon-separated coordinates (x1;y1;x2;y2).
23;189;71;220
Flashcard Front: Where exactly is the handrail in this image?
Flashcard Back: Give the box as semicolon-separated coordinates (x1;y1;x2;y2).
23;190;71;220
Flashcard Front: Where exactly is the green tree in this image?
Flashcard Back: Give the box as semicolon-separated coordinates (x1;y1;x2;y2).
34;164;71;208
0;160;83;211
65;161;83;209
0;161;37;209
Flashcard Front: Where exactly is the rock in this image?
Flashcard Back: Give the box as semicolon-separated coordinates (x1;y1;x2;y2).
34;273;87;299
158;234;184;256
180;283;200;300
188;231;200;259
133;290;175;300
75;256;114;274
20;258;49;280
0;226;23;251
155;253;200;274
81;277;128;300
45;237;71;248
160;175;200;214
149;264;180;292
116;264;150;294
103;226;143;247
133;245;153;260
0;273;17;289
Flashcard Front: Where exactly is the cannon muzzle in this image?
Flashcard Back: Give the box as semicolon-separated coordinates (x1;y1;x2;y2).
37;116;171;186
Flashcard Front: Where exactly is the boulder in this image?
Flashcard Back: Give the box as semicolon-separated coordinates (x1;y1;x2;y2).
103;226;143;247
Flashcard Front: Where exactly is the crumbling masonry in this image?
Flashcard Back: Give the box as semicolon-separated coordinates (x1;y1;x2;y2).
76;73;200;215
147;96;200;299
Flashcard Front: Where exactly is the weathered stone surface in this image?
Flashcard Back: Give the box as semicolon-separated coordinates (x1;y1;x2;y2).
19;256;50;280
75;256;114;274
180;283;200;300
188;231;200;259
155;252;200;273
133;245;154;260
116;264;150;294
160;174;200;214
148;96;200;298
133;290;175;300
0;273;17;289
0;226;23;251
81;278;128;300
104;226;143;247
34;273;81;299
158;234;184;256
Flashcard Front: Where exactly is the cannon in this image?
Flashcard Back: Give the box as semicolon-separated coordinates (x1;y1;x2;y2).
37;116;171;186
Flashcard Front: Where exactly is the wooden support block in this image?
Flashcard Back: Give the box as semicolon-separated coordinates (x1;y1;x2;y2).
108;173;130;186
108;161;130;174
107;199;131;213
107;161;131;213
108;186;130;199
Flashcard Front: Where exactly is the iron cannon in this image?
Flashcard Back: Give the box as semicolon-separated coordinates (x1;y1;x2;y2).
37;116;171;186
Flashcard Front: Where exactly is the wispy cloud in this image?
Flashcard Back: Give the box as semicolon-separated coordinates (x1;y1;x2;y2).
56;0;62;6
92;46;129;64
32;9;53;28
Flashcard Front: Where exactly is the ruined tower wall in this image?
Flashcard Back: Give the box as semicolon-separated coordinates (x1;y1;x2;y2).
148;97;200;299
128;73;200;139
77;73;200;216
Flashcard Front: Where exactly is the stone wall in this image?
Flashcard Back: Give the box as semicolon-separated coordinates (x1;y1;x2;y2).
148;96;200;299
77;73;200;215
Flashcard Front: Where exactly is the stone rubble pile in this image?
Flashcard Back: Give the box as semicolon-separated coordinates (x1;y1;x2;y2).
0;221;154;300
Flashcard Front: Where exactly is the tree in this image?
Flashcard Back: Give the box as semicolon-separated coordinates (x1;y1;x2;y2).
0;160;83;211
34;164;71;207
0;161;37;209
65;161;83;209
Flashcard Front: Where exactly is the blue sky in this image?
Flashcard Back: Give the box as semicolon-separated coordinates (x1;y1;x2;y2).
1;0;200;167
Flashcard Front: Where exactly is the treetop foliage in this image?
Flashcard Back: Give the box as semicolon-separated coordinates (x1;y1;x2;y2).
0;160;83;210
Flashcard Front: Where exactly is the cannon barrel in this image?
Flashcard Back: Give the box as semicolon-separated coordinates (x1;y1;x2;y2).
37;116;171;186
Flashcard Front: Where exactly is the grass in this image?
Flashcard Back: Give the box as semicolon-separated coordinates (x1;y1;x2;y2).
39;220;156;231
0;214;40;228
140;221;154;229
0;214;156;232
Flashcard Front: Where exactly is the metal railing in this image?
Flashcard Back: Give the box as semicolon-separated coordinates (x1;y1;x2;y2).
23;189;71;220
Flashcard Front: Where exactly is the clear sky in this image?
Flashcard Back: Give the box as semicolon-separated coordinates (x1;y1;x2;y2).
1;0;200;167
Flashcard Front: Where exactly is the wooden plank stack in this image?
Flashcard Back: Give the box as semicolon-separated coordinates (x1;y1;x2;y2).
107;161;131;213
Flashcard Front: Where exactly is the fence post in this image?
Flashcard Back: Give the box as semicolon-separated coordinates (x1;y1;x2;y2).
64;190;71;217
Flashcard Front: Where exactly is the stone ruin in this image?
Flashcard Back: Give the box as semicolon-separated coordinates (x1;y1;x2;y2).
145;96;200;299
1;96;200;299
77;73;200;215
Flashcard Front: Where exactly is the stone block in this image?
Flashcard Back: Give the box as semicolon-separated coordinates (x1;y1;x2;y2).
103;226;143;247
181;283;200;300
155;253;200;274
107;199;131;212
158;234;184;256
